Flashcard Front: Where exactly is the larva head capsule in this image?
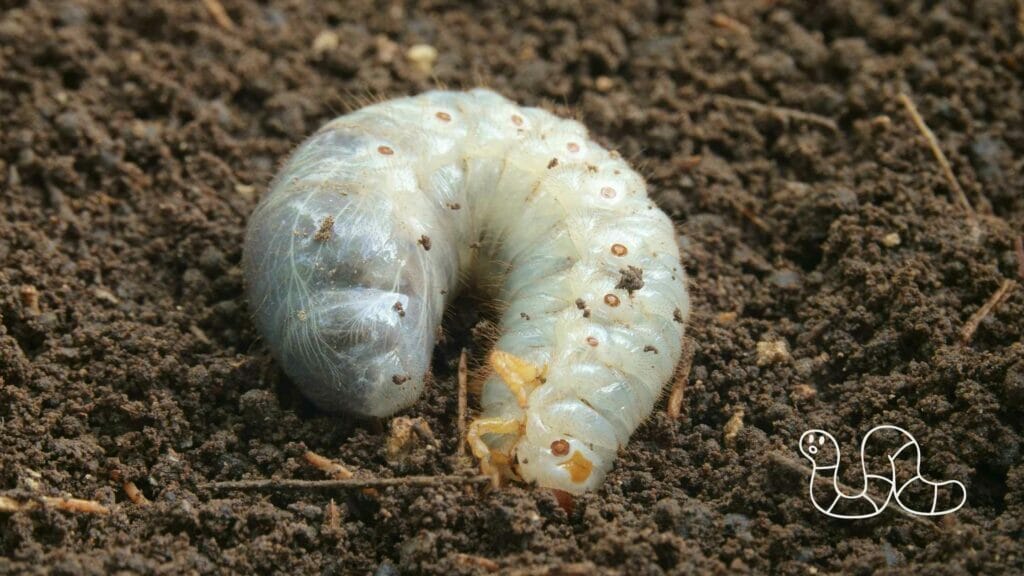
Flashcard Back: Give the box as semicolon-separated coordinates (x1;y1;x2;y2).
513;410;617;495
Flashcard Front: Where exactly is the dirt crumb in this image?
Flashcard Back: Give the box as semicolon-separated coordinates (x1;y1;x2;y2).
314;215;335;241
1;1;1021;574
615;265;645;295
756;339;791;366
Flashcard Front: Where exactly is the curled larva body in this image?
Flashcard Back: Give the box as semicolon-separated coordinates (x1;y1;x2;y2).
243;89;689;493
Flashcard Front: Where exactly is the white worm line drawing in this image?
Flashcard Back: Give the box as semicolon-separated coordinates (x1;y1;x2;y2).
798;425;966;519
243;89;689;494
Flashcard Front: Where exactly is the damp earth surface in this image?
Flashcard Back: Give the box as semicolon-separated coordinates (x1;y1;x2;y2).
1;1;1023;574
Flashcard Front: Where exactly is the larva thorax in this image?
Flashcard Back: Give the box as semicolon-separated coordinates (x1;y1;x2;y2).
243;89;689;493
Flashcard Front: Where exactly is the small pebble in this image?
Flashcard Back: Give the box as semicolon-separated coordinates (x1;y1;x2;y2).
756;339;791;366
312;30;339;56
376;35;399;63
235;184;256;201
723;410;745;448
716;311;737;324
768;268;801;290
882;232;901;247
19;285;40;315
791;384;817;402
406;44;438;74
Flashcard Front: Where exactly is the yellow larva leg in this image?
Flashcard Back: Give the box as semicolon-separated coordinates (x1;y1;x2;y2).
467;417;522;487
489;349;545;408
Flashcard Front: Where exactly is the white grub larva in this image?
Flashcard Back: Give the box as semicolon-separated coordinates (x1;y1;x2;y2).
243;89;690;494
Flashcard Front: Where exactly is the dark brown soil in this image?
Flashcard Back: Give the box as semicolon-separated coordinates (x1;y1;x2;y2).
2;1;1023;574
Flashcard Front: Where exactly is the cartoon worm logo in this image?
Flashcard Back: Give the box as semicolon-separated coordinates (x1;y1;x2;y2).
799;426;966;519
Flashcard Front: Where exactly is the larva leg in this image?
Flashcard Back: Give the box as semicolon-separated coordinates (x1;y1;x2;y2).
488;350;545;408
467;416;522;486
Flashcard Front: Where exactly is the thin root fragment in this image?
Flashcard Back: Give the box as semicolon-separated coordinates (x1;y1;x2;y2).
0;494;110;515
453;554;500;572
324;499;341;532
457;348;469;457
710;13;750;35
123;481;149;505
667;338;696;419
304;451;355;479
960;279;1017;344
201;0;235;30
710;94;839;132
304;450;379;497
897;93;980;236
202;475;492;492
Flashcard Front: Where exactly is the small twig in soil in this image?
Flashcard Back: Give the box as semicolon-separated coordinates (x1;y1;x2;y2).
201;0;235;30
123;481;149;505
324;499;341;532
457;348;469;456
767;453;936;529
201;475;492;492
710;13;750;35
960;279;1017;344
897;93;980;232
507;562;597;576
711;95;839;132
667;338;695;419
730;198;771;233
305;450;380;497
304;450;355;480
0;494;110;515
453;554;499;573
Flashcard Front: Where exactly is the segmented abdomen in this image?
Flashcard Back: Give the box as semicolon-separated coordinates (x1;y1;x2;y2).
244;89;688;488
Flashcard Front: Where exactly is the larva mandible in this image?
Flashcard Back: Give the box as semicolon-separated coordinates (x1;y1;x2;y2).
243;89;690;494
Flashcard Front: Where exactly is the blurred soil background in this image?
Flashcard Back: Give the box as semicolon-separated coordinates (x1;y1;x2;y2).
1;0;1023;574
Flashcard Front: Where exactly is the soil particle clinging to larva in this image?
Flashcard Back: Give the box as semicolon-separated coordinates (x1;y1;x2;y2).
616;265;645;295
313;215;334;241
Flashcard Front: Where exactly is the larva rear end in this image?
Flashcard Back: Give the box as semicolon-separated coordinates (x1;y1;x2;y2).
243;128;450;418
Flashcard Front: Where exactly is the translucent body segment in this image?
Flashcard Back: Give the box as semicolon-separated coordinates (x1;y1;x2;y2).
243;89;690;492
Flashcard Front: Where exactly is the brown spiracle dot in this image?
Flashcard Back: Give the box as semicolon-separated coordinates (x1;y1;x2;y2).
567;142;580;153
610;243;628;256
600;186;616;199
377;145;394;155
550;439;570;456
511;114;524;126
604;293;621;307
585;336;599;347
435;111;452;122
